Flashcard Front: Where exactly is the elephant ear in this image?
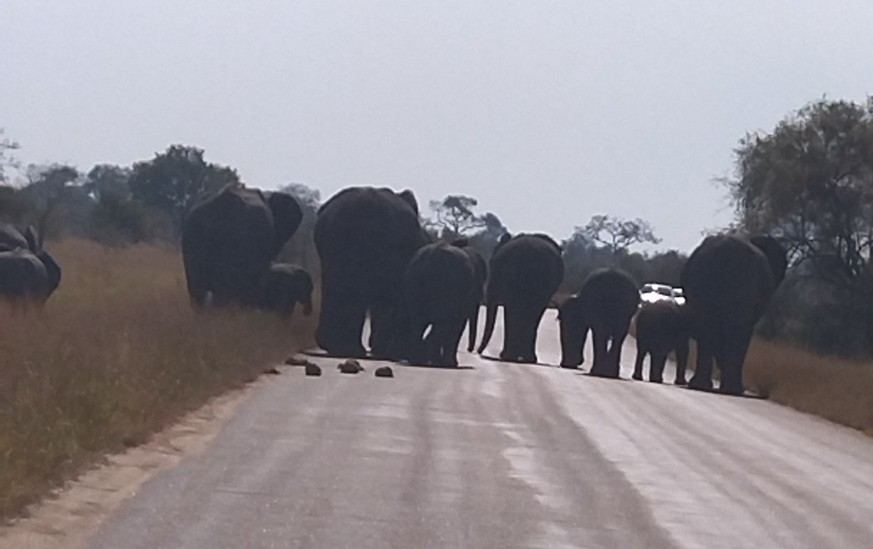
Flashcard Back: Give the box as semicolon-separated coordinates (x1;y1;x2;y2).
750;235;788;286
267;193;304;256
397;189;419;216
24;225;39;253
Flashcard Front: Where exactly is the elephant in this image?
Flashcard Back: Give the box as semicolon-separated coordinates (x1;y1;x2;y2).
0;225;62;308
632;299;690;384
314;186;429;359
181;184;303;309
401;241;478;367
450;239;488;352
680;234;787;395
0;223;31;251
256;263;314;318
559;268;639;377
477;233;564;363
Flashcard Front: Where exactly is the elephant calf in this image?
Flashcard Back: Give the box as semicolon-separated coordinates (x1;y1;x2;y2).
559;268;639;377
403;242;478;367
632;300;690;384
257;263;314;318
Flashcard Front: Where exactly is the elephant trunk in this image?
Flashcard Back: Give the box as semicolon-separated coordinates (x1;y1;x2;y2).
302;299;313;316
476;299;498;354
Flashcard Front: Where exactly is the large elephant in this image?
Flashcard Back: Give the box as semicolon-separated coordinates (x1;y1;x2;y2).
681;234;787;395
477;233;564;363
632;299;690;384
181;185;303;309
559;268;639;376
450;239;488;352
314;186;428;358
0;225;62;308
256;263;313;318
402;241;478;367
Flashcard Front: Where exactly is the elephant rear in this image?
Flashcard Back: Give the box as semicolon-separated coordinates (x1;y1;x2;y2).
313;187;427;358
0;249;50;308
182;185;302;309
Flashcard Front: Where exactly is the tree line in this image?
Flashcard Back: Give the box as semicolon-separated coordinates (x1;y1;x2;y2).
5;95;873;357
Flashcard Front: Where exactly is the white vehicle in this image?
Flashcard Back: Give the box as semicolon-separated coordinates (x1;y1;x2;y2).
671;287;686;306
640;283;675;304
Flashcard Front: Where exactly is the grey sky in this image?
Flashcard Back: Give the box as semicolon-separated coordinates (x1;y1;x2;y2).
3;1;873;252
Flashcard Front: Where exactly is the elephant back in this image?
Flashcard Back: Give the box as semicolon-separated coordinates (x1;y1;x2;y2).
577;268;639;331
681;235;779;331
490;233;564;302
315;187;426;270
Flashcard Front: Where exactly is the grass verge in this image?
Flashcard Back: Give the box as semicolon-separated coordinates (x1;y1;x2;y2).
744;339;873;435
0;239;315;519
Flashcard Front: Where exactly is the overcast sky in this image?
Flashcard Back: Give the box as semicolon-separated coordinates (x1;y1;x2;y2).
3;1;873;252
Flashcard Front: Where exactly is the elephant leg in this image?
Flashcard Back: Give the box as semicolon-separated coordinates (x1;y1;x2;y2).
689;340;715;391
316;270;367;357
607;330;629;378
437;318;466;367
650;352;668;383
717;328;753;396
518;305;546;364
589;330;614;377
466;304;479;353
632;341;646;381
369;297;400;359
674;339;689;385
407;319;430;365
500;304;520;361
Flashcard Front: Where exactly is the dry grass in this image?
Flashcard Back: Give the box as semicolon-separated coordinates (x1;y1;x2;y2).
744;339;873;435
629;314;873;435
0;239;315;518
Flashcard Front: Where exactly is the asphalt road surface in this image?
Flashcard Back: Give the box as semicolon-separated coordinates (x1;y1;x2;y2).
84;310;873;549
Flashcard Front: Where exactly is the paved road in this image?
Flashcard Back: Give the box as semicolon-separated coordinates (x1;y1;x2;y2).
85;310;873;548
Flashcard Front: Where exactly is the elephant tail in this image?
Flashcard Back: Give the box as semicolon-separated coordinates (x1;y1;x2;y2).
476;300;498;354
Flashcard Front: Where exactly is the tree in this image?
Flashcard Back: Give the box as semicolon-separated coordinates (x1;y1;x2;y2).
84;164;132;201
0;129;20;184
579;215;661;255
20;164;83;246
128;145;240;235
729;98;873;288
428;195;487;238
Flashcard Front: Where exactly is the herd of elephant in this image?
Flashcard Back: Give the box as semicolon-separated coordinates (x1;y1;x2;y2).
0;183;787;397
179;184;788;396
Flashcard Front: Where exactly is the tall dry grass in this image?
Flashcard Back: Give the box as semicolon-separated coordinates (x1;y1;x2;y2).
0;239;315;518
744;339;873;435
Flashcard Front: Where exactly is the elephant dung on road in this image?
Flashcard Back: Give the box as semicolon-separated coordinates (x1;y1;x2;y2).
632;299;690;384
257;263;314;318
181;184;303;309
477;233;564;363
681;234;787;395
314;186;429;359
402;241;479;367
559;268;639;376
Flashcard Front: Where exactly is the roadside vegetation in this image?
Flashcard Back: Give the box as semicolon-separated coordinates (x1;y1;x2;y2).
0;239;314;518
745;340;873;435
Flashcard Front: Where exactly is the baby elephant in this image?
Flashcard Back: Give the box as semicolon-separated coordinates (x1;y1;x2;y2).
257;263;313;318
632;300;690;384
